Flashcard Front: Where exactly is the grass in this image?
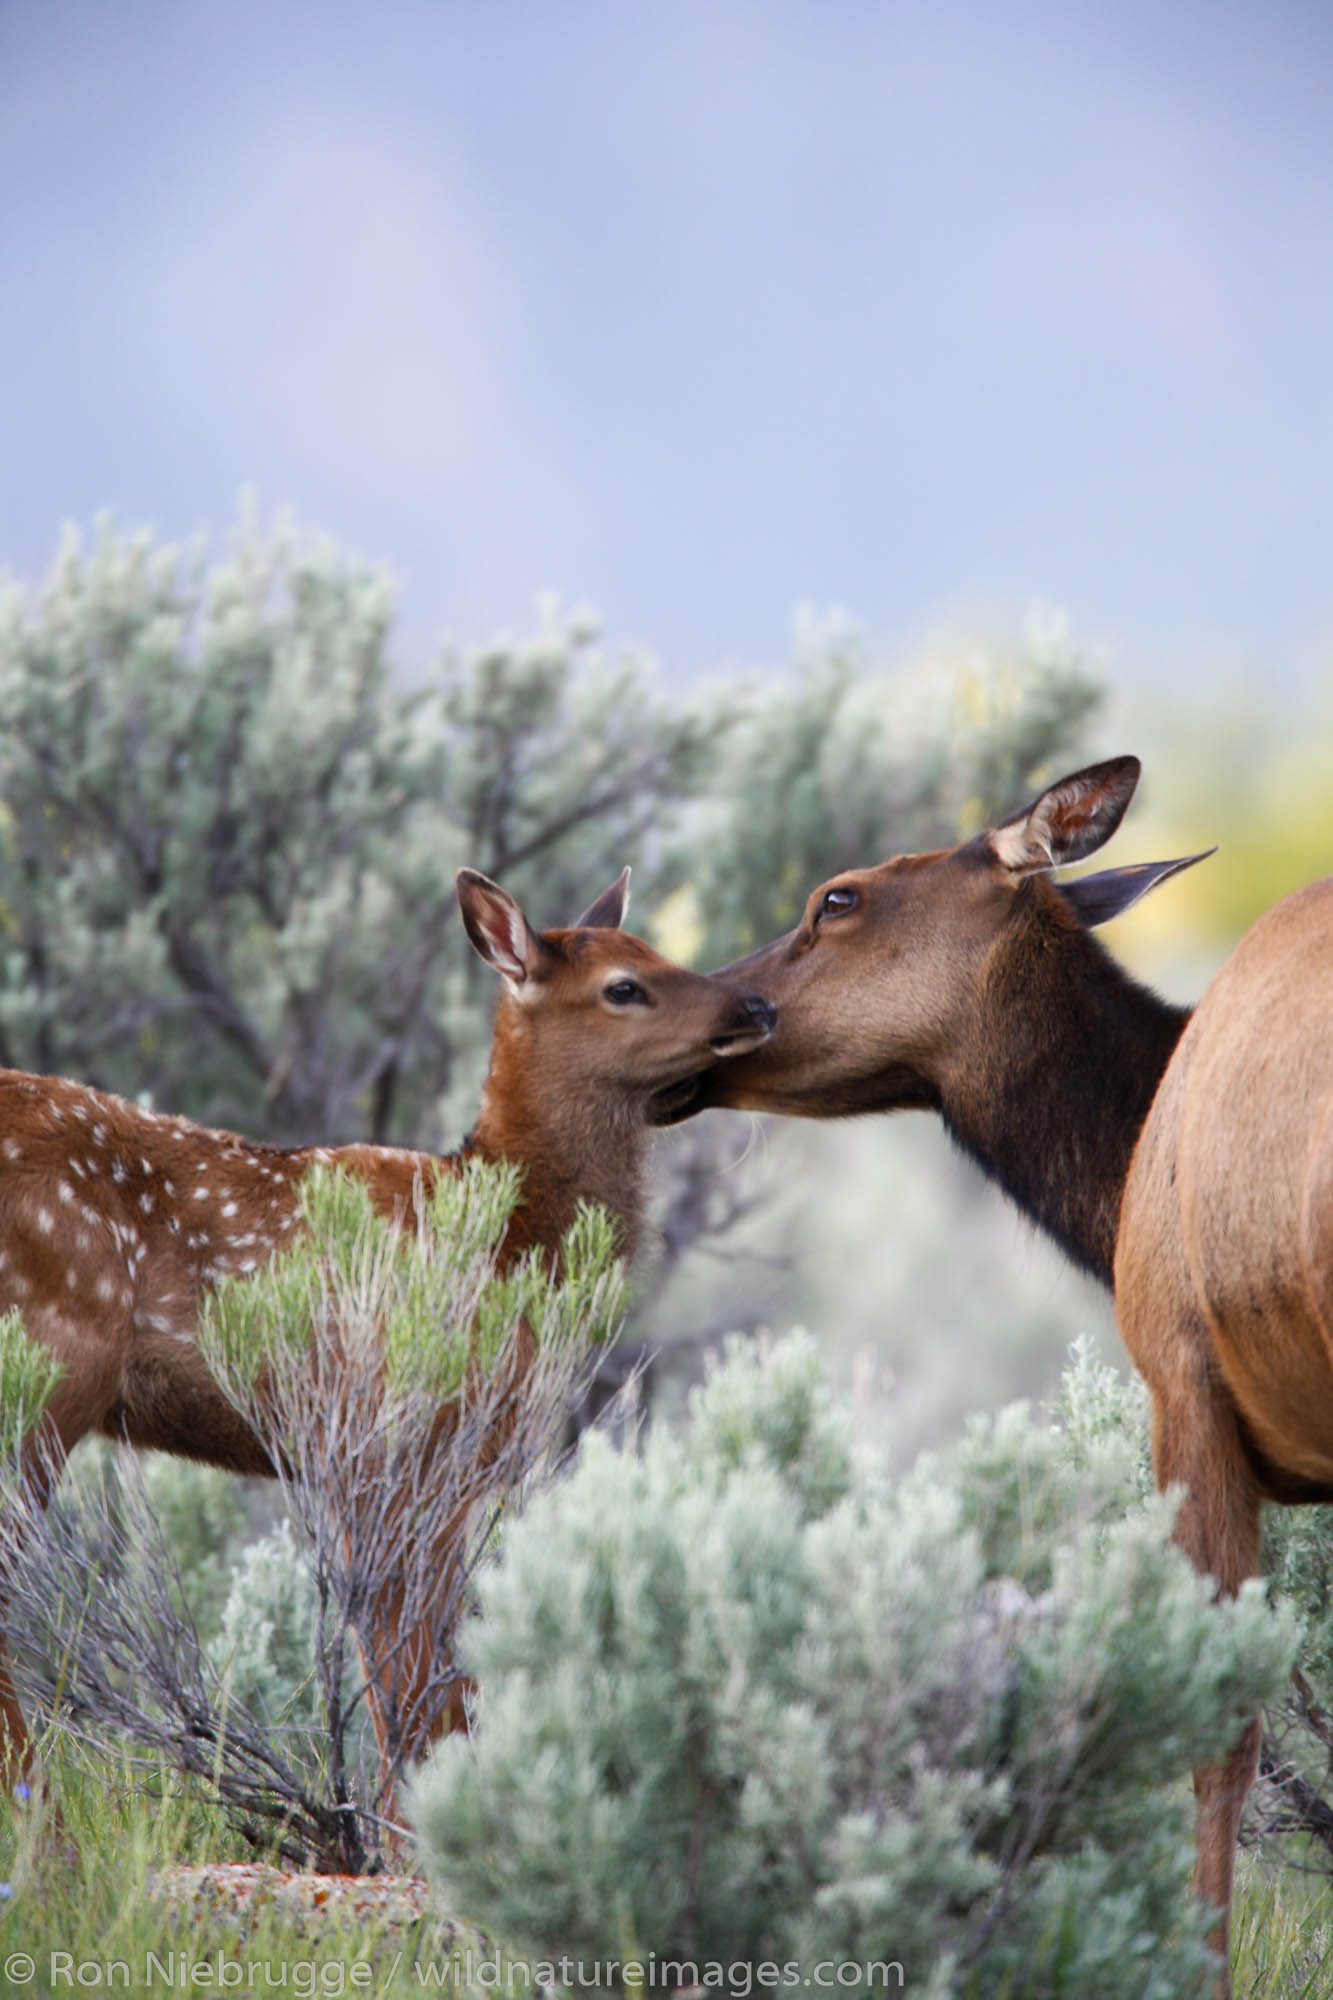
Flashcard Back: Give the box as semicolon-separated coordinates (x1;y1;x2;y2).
1231;1857;1333;1999
0;1734;479;1999
5;1733;1333;1997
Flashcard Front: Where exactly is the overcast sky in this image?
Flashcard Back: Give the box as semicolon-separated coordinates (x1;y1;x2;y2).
3;0;1331;692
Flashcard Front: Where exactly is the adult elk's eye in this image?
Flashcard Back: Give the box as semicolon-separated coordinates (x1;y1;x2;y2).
604;978;650;1005
820;886;859;918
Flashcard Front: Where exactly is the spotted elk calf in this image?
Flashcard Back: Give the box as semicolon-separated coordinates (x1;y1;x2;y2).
0;867;776;1801
658;755;1330;1994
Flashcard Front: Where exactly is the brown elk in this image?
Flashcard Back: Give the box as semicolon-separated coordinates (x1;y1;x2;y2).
656;754;1326;1990
0;866;776;1808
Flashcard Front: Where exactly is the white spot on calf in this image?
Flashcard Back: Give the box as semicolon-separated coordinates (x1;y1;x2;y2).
34;1209;54;1235
3;1139;21;1162
221;1201;238;1218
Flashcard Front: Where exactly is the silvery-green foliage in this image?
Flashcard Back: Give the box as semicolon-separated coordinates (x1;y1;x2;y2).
411;1333;1294;1997
1046;1333;1154;1503
209;1521;372;1789
0;517;720;1147
141;1453;272;1645
0;515;1099;1153
685;1328;855;1519
686;603;1102;967
212;1522;323;1736
0;509;431;1137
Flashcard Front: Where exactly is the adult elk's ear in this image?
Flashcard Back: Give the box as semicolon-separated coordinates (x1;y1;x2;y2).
456;870;551;990
1058;850;1217;928
987;756;1142;873
574;866;631;930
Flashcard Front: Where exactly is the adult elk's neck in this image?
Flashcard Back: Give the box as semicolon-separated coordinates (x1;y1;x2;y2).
939;896;1189;1287
469;1006;647;1267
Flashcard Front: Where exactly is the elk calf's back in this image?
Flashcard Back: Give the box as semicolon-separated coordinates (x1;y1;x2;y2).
0;1072;339;1470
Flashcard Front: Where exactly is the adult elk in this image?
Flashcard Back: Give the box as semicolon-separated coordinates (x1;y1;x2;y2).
0;868;776;1803
658;754;1326;1990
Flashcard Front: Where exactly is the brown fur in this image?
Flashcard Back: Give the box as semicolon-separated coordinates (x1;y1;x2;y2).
0;871;776;1798
666;758;1326;1995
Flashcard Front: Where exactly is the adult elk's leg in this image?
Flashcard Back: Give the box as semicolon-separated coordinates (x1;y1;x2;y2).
1151;1359;1262;1993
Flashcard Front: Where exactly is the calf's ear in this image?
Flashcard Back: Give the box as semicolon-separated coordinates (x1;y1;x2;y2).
457;870;551;989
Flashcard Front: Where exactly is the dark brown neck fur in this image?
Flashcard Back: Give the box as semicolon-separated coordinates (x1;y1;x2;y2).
940;887;1189;1287
469;1002;646;1267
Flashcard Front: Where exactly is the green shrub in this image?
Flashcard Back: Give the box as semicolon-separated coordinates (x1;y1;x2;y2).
411;1333;1294;1998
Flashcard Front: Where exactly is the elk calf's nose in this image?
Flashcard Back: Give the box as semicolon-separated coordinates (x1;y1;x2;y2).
744;996;779;1033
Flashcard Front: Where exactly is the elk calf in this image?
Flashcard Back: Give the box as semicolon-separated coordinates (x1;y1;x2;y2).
0;867;776;1796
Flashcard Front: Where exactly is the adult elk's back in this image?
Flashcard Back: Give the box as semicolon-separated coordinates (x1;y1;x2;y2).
0;867;776;1804
662;755;1329;1992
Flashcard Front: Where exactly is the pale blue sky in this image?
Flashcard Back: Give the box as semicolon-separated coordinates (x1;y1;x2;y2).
3;0;1331;689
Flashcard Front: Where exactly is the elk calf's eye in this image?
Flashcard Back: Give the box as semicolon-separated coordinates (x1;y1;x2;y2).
604;979;649;1005
822;887;859;916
